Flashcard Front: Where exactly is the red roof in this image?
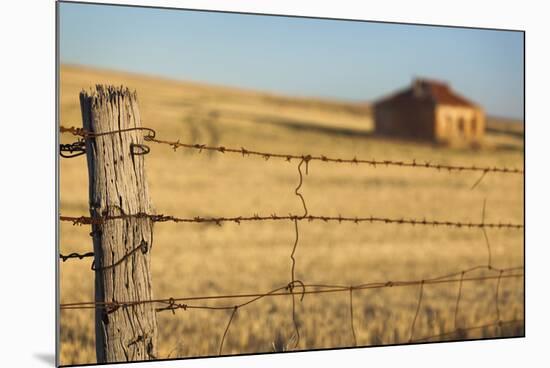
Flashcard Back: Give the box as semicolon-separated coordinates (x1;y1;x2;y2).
376;79;478;108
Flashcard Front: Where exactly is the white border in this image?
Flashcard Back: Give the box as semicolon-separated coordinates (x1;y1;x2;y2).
1;1;547;367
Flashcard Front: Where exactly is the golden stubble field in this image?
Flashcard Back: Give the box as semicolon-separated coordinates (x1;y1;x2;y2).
59;65;524;365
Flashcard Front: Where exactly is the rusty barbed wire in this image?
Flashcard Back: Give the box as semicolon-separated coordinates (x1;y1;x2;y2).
60;212;524;229
60;265;523;352
59;126;156;158
60;265;522;310
60;240;150;272
57;148;523;351
59;251;94;262
60;139;86;158
146;137;523;174
59;123;524;353
60;125;156;139
155;298;188;314
60;126;86;137
60;125;524;174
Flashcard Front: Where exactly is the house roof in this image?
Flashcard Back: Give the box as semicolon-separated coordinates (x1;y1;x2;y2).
376;79;478;108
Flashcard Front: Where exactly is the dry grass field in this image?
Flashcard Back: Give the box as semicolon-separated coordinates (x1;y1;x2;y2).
59;65;524;365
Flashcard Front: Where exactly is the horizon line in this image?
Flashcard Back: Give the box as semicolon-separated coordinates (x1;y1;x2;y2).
60;63;523;122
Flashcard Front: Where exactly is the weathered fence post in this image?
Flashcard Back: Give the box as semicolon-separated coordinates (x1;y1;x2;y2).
80;85;158;363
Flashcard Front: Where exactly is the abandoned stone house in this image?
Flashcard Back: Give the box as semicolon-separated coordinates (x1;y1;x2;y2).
373;79;485;143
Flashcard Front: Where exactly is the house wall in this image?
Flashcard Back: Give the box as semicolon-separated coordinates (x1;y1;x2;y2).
435;105;485;142
374;100;436;140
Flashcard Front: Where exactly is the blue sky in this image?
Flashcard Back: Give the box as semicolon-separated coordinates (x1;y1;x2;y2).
59;2;524;119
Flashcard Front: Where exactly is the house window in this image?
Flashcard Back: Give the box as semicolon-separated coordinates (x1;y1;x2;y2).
443;115;452;133
472;117;477;133
458;117;465;135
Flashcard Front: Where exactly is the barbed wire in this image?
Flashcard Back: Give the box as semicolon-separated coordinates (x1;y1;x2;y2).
60;126;156;139
60;265;522;310
60;125;524;174
60;139;86;158
59;213;523;229
59;240;149;271
60;251;94;262
60;238;523;354
59;122;524;356
60;266;523;354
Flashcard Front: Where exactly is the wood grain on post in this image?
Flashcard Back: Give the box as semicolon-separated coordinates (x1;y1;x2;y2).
80;85;158;363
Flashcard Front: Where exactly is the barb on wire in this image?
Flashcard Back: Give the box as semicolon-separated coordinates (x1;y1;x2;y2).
59;122;524;353
145;136;523;174
60;126;86;137
60;268;523;352
60;126;156;158
59;251;94;262
60;125;156;140
60;213;524;230
60;139;86;158
61;125;523;174
60;265;523;311
219;306;238;356
155;298;188;314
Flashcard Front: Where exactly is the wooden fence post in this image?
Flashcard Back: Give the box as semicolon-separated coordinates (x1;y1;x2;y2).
80;85;158;363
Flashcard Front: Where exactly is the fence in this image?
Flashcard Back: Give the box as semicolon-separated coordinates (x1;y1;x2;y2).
59;85;524;363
